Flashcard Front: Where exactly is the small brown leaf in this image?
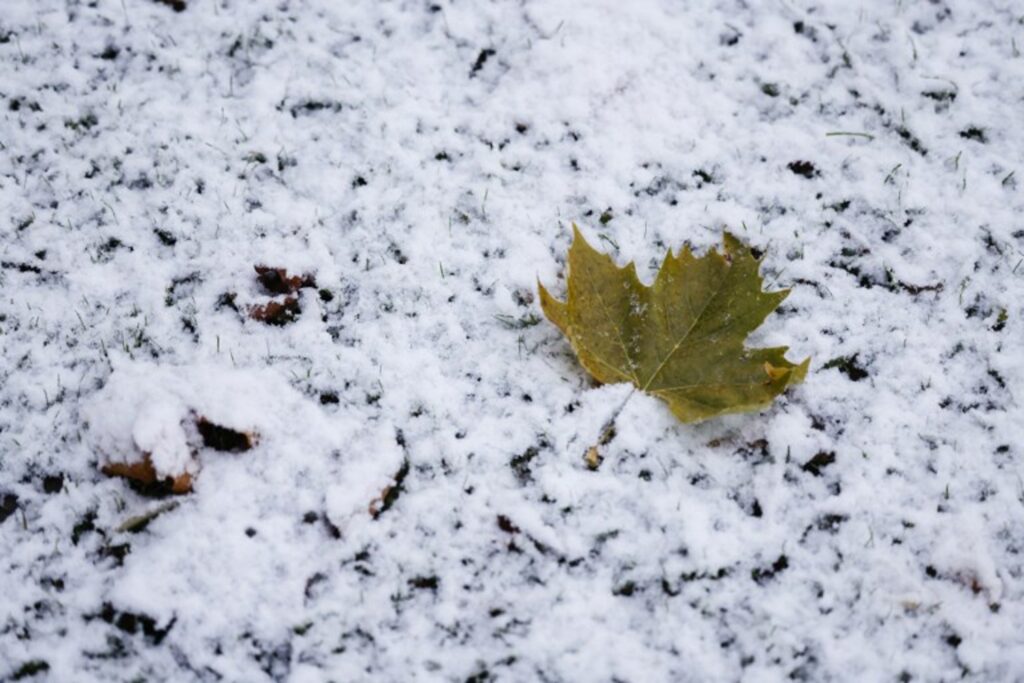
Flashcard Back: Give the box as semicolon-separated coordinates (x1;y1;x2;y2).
249;297;301;326
254;265;316;296
103;455;193;495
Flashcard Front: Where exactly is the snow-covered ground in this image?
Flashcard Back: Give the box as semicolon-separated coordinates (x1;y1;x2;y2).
2;0;1023;680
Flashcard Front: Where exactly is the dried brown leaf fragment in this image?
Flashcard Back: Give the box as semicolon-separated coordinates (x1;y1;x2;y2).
103;455;193;495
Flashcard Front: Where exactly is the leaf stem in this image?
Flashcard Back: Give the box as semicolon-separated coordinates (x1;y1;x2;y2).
586;387;636;469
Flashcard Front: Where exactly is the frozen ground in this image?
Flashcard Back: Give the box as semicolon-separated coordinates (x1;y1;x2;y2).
2;0;1024;680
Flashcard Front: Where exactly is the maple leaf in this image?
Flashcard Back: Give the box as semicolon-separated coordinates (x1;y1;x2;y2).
539;226;809;423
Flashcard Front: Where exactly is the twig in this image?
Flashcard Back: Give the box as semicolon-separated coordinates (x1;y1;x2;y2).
826;131;875;140
117;501;180;533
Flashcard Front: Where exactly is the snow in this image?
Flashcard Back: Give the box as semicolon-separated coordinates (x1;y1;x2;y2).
2;0;1024;680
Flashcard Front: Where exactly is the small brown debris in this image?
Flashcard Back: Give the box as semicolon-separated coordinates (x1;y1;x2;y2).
103;455;193;495
0;493;18;525
788;160;818;178
584;446;603;470
196;418;258;452
369;460;410;519
154;0;187;11
801;451;836;476
254;266;316;296
216;291;239;312
249;297;301;326
496;514;520;534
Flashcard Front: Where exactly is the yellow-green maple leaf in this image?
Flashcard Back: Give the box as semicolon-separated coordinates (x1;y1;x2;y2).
539;226;809;423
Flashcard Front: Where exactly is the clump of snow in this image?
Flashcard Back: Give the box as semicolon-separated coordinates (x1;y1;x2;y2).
84;364;196;478
87;359;403;510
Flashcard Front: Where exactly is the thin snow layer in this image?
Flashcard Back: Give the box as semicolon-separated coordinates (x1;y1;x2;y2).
1;0;1022;680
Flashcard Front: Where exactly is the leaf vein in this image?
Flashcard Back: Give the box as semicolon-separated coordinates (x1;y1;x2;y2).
642;270;729;390
587;270;640;385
